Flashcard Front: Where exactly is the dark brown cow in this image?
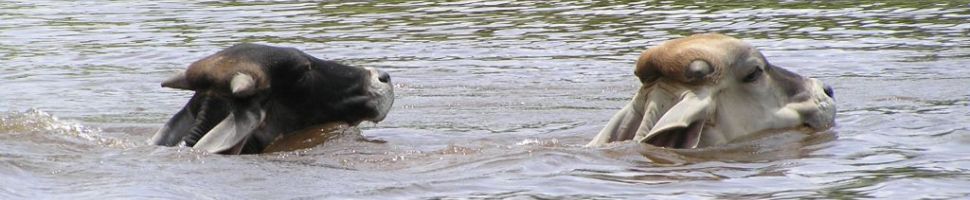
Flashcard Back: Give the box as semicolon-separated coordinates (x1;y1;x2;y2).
151;43;394;154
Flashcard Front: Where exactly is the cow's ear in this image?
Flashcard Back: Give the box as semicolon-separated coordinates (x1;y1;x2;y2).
193;100;266;155
161;72;193;90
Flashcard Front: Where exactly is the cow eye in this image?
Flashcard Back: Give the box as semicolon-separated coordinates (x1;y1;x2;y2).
742;67;763;83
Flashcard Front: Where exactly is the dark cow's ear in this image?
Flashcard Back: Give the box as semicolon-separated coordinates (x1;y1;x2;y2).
161;72;193;90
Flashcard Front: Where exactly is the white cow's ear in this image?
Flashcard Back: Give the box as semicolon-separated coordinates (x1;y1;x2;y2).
161;72;192;90
587;102;643;147
587;90;650;147
634;88;713;148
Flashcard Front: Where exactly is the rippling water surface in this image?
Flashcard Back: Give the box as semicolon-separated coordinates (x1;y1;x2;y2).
2;1;969;199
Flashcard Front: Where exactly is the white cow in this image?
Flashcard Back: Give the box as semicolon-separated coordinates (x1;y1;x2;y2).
589;33;836;148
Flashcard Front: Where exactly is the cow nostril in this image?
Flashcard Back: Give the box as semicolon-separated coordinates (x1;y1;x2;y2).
823;85;834;98
378;71;391;83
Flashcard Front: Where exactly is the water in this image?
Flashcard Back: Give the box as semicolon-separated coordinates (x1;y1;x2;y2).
2;1;969;199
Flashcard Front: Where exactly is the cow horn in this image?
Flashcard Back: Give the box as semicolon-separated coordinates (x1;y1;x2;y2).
685;60;712;82
231;73;257;97
161;72;192;90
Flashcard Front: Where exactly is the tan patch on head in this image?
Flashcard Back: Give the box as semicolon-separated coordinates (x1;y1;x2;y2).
635;33;749;83
184;54;268;96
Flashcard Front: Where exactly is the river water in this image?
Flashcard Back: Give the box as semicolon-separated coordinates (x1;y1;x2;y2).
2;1;969;199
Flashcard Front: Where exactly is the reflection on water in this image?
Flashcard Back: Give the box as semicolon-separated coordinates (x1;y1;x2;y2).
1;0;969;199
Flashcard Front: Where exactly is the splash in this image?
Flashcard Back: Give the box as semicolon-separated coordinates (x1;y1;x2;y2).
515;138;562;147
0;109;124;147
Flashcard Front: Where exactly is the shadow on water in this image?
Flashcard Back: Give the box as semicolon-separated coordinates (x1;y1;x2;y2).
1;0;970;199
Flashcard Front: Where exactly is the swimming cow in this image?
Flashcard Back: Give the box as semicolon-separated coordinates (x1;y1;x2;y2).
588;33;836;148
150;43;394;154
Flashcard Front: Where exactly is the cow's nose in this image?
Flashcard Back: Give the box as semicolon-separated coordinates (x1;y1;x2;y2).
823;85;834;98
378;70;391;83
